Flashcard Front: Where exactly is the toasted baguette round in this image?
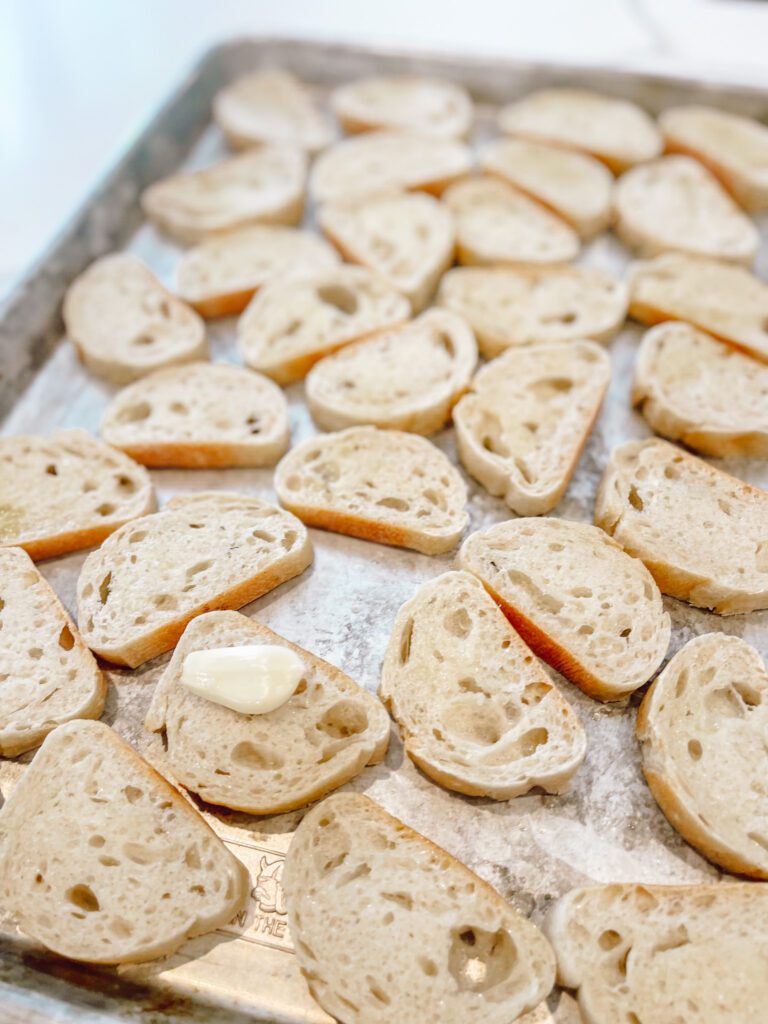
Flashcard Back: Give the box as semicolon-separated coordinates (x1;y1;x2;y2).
458;517;670;701
76;492;312;667
283;792;556;1024
330;74;473;139
306;309;477;435
100;361;289;468
275;426;468;555
63;255;207;384
0;720;249;964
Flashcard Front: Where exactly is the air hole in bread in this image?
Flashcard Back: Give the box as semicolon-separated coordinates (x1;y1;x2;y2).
338;863;371;887
366;977;391;1006
123;842;159;865
598;929;622;951
317;283;359;315
748;831;768;852
733;681;762;707
705;685;745;718
687;739;703;761
123;786;143;804
755;542;768;573
620;627;632;639
27;647;42;660
444;608;471;638
98;572;112;605
132;333;156;347
317;701;368;739
443;699;504;745
129;530;147;544
400;619;414;663
458;677;484;694
522;682;550;705
418;956;438;976
674;668;688;698
285;474;302;491
88;835;106;848
382;891;413;911
628;486;644;511
448;925;518;993
423;488;445;509
45;463;58;476
578;624;594;635
246;414;262;434
481;433;509;457
520;727;548;755
170;402;189;415
66;884;100;913
532;377;574;396
231;741;284;770
571;586;593;598
184;846;201;869
433;330;455;358
186;560;212;578
153;593;177;611
377;496;409;511
97;503;116;517
99;855;120;867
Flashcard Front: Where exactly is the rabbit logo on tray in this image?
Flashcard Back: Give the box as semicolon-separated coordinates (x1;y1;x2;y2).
219;840;293;953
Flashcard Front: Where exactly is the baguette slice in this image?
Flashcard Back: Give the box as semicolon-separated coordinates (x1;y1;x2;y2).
76;492;312;667
145;611;390;814
380;571;586;799
632;321;768;457
176;225;339;318
438;265;627;359
458;518;670;701
100;362;289;468
442;176;580;266
614;155;759;265
283;792;555;1024
0;548;106;757
275;426;468;555
0;429;154;561
498;88;662;173
637;633;768;878
306;309;477;435
595;438;768;614
480;137;613;238
63;255;207;384
0;720;248;964
628;252;768;363
660;104;768;212
213;70;333;153
454;340;610;515
141;146;307;244
545;882;768;1024
330;74;473;139
237;265;410;385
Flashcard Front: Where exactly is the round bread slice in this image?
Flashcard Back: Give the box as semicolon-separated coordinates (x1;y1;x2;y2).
613;155;759;265
275;426;468;555
380;571;586;799
100;362;289;468
305;309;477;435
330;74;473;139
145;611;390;814
63;255;207;384
283;792;556;1024
637;633;768;879
458;517;670;701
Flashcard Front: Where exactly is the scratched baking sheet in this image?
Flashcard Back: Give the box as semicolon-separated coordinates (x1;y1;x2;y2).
1;37;768;1024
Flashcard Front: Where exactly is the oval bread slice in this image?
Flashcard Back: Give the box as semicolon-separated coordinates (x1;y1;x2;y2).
283;792;556;1024
305;309;477;435
275;426;468;555
458;517;670;701
145;611;390;814
330;74;473;139
76;492;312;667
380;571;586;798
63;255;207;384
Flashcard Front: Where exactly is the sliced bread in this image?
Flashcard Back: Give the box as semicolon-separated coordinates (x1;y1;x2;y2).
637;633;768;879
454;340;610;515
76;492;312;667
0;720;248;964
458;517;670;701
595;437;768;614
0;429;154;561
283;792;556;1024
63;254;207;384
380;570;586;799
274;426;468;555
305;308;477;435
100;361;289;468
145;611;390;814
330;74;473;139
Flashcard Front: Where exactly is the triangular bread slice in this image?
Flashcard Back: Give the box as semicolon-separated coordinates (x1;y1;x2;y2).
595;438;768;614
305;308;477;435
613;155;759;265
0;429;154;560
318;190;454;312
76;492;312;667
632;321;768;458
141;146;307;244
438;265;628;359
145;611;390;814
498;87;662;173
545;882;768;1024
458;517;670;701
237;265;410;385
63;255;207;384
637;633;768;878
380;571;586;798
0;548;106;757
480;137;613;238
0;719;248;964
100;362;289;468
330;74;473;138
176;225;339;318
212;70;333;153
283;792;556;1024
442;176;579;266
454;340;610;514
275;426;468;555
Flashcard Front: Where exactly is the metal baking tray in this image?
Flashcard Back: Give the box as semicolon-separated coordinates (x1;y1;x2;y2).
2;36;768;1024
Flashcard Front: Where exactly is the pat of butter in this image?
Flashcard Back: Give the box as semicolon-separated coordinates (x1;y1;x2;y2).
181;645;304;715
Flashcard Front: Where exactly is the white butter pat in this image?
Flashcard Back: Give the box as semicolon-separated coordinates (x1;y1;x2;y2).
181;645;305;715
